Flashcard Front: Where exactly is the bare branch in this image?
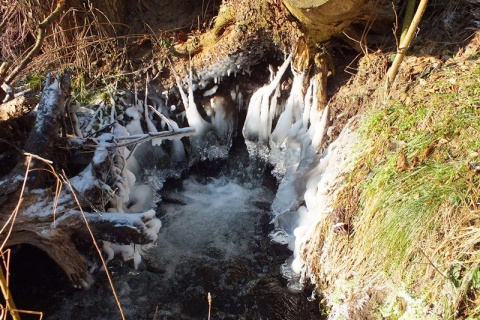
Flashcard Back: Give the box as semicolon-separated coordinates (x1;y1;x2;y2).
384;0;429;97
2;0;66;102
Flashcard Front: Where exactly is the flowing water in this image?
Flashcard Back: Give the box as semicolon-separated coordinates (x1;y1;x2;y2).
8;143;322;319
4;55;335;319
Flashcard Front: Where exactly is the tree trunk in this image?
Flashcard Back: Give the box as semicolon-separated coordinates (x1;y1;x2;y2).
282;0;396;44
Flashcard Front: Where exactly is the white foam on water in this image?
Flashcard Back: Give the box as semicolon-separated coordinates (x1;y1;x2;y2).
153;175;274;278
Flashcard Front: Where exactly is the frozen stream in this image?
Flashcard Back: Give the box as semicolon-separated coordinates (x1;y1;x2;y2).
9;148;322;319
7;54;338;319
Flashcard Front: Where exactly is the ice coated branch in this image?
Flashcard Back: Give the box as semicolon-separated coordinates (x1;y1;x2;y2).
0;72;71;203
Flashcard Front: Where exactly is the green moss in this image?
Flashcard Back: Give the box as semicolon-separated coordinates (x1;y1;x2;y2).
26;72;44;91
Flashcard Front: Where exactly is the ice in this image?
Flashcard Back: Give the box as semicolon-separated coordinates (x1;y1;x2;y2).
103;241;146;270
144;101;163;146
311;105;329;151
242;54;292;145
125;106;144;136
127;184;153;212
210;95;235;143
241;54;359;288
186;68;213;144
167;119;186;164
203;85;218;97
270;70;305;146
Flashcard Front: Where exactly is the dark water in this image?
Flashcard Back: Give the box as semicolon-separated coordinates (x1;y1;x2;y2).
6;146;322;320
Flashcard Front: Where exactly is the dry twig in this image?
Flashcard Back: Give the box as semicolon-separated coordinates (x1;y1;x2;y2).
2;0;66;102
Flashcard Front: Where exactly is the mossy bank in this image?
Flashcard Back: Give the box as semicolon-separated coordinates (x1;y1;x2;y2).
302;44;480;319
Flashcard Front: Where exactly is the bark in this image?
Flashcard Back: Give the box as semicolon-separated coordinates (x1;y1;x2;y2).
2;205;158;288
281;0;395;44
0;93;37;121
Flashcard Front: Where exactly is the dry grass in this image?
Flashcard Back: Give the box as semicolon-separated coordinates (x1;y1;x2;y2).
1;2;122;84
304;54;480;319
0;0;209;98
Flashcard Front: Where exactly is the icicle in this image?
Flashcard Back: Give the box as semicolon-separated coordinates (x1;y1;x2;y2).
242;53;293;144
210;95;234;143
311;105;329;151
270;69;306;146
268;85;280;141
133;245;142;270
144;101;162;146
303;78;315;129
203;85;218;97
167;119;186;164
144;75;149;111
102;241;115;262
186;63;213;146
125;106;143;136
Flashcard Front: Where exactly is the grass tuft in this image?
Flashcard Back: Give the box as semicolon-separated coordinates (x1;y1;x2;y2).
353;59;480;317
306;56;480;319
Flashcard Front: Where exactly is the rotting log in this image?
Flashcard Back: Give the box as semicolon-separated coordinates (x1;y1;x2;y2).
3;208;159;288
0;71;167;288
0;72;71;202
0;93;37;121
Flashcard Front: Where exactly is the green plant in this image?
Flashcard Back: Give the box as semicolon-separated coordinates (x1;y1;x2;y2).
72;74;92;104
350;60;480;317
26;72;44;91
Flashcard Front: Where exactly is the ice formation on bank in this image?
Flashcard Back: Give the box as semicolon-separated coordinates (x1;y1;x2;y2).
242;55;357;289
71;66;243;270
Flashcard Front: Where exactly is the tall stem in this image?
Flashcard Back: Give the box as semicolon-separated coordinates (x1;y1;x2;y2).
385;0;429;98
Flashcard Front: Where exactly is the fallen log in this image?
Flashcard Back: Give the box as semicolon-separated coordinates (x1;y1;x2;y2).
0;72;70;202
0;71;180;288
0;92;37;121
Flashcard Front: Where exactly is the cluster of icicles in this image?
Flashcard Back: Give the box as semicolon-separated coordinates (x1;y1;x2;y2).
76;52;341;287
71;64;239;271
241;53;339;288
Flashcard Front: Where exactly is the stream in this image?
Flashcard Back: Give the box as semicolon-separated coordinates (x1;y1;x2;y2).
4;51;336;319
9;143;322;319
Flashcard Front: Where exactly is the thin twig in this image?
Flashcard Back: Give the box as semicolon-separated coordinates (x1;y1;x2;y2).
62;172;126;320
149;105;173;130
0;249;20;320
0;155;34;320
3;0;66;89
207;292;212;320
0;156;33;251
418;247;448;279
82;128;195;149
